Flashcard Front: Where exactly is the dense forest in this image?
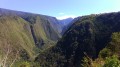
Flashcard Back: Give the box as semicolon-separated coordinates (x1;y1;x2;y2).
36;12;120;67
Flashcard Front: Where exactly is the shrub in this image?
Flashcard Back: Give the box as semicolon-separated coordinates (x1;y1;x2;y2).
13;61;30;67
99;48;111;59
103;55;120;67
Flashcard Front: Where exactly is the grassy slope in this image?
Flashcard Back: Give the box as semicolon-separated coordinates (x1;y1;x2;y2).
14;11;61;49
0;8;61;66
32;16;55;49
0;16;37;61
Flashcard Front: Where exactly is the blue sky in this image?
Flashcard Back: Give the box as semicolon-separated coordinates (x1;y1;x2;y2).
0;0;120;19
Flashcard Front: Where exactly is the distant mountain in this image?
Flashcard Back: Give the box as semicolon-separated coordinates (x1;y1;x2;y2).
58;18;74;34
36;12;120;67
59;18;73;26
60;17;80;35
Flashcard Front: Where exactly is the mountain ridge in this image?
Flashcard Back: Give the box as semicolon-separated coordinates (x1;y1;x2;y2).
0;8;66;66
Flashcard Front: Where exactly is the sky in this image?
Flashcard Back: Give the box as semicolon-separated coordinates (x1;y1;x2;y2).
0;0;120;19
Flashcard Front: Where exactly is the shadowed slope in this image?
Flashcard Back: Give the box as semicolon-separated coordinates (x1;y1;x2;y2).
36;12;120;67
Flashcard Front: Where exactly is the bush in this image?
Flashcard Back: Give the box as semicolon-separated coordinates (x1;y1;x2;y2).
103;55;120;67
12;61;30;67
99;48;111;59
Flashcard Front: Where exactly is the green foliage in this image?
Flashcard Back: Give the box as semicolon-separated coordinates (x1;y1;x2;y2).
18;62;30;67
36;12;120;67
19;50;29;60
0;8;61;66
99;48;111;59
82;55;120;67
87;32;120;67
35;48;67;67
107;32;120;54
12;61;41;67
2;8;120;67
30;62;41;67
103;55;120;67
102;32;120;67
13;61;30;67
0;16;37;66
81;56;92;67
81;56;104;67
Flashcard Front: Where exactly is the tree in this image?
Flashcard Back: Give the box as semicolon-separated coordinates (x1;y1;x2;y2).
107;32;120;55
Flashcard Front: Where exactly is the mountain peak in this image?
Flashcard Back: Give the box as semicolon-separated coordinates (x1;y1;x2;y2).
56;15;77;20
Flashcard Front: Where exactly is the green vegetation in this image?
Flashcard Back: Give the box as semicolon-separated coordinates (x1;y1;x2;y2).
36;12;120;67
81;32;120;67
1;8;120;67
13;61;31;67
0;16;37;66
0;8;61;66
104;55;120;67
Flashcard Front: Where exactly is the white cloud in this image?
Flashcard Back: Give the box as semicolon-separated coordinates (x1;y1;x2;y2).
59;12;65;15
56;15;77;20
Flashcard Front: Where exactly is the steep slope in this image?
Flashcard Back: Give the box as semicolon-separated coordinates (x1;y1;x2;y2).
45;16;63;34
36;12;120;67
0;15;37;65
81;32;120;67
61;17;80;35
0;8;62;66
0;8;61;49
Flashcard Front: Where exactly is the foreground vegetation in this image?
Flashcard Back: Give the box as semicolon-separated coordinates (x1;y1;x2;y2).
82;32;120;67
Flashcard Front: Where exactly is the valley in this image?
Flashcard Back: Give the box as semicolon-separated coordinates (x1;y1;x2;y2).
0;8;120;67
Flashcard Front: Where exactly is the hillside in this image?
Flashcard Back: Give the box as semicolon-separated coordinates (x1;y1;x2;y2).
36;12;120;67
0;8;62;49
0;15;37;66
0;8;64;66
